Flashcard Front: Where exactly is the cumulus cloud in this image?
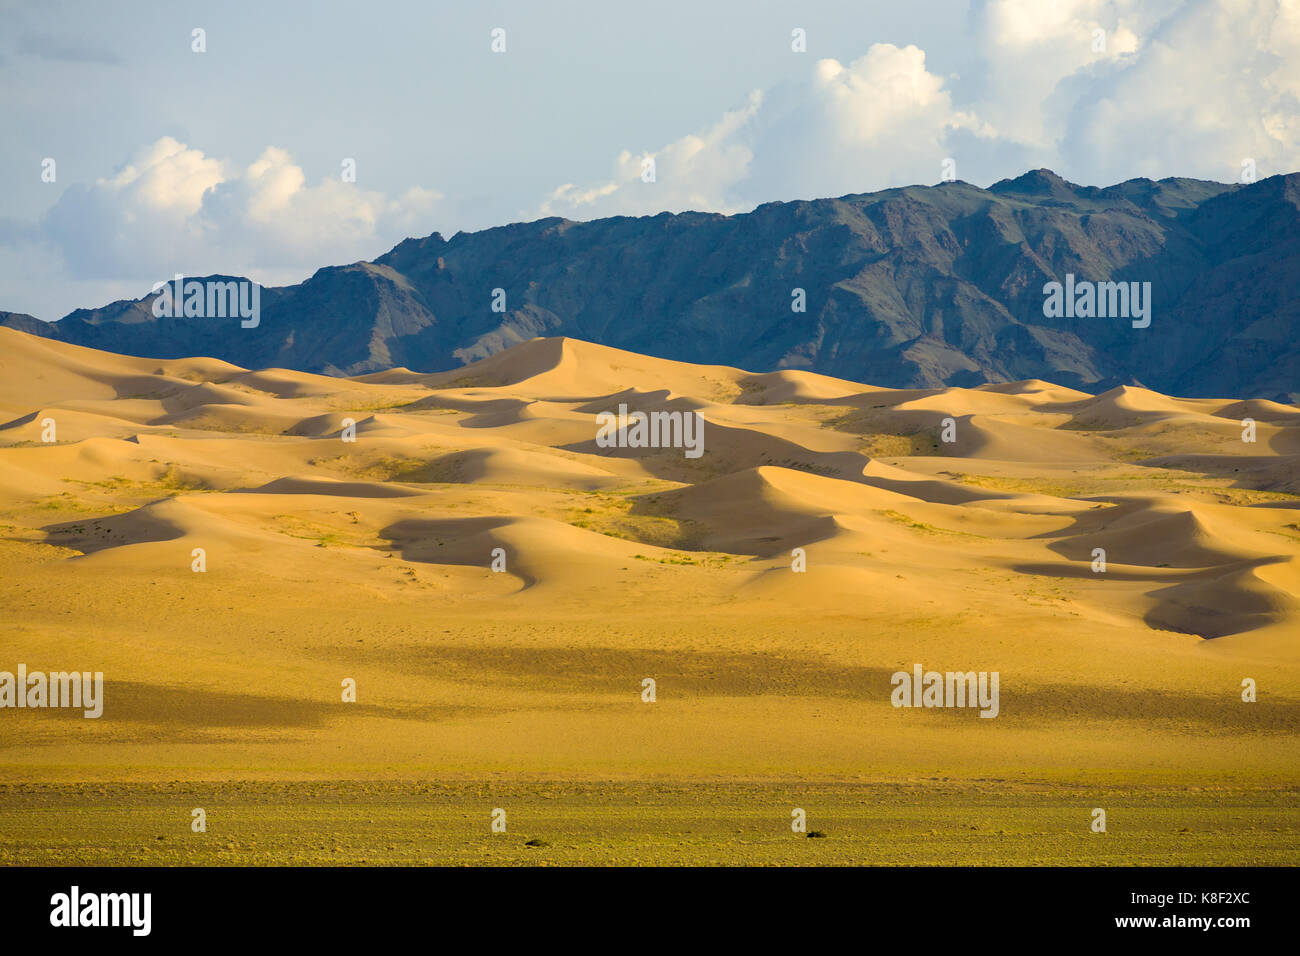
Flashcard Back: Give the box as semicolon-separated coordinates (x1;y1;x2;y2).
539;44;993;218
742;44;996;202
966;0;1154;150
201;146;440;269
538;0;1300;221
40;137;441;282
539;91;763;219
1054;0;1300;183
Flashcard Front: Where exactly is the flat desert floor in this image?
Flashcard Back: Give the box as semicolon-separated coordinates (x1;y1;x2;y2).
0;327;1297;865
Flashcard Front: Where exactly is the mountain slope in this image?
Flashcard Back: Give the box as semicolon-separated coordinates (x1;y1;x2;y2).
6;170;1298;400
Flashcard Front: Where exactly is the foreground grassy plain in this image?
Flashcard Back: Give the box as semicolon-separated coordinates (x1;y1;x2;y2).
2;780;1295;866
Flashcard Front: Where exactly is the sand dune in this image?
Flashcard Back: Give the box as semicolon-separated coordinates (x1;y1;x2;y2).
735;369;879;404
247;476;426;498
423;447;623;489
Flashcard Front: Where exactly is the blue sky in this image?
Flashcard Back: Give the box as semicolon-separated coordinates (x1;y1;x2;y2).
1;0;1297;319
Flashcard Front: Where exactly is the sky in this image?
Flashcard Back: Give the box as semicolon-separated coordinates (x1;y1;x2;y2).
1;0;1297;319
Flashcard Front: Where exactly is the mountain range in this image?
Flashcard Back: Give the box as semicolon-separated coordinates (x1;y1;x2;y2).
4;168;1298;401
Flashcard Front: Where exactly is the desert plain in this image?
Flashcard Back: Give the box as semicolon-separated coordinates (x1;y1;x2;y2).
0;326;1296;865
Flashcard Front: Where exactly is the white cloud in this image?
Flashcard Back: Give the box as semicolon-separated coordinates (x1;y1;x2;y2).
201;146;441;268
968;0;1158;150
741;44;995;200
539;91;762;219
539;44;994;220
1054;0;1300;183
40;137;441;282
538;0;1300;222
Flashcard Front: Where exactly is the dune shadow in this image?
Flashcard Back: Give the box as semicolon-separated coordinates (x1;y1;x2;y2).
0;680;481;730
41;508;183;555
315;644;1300;730
377;515;514;564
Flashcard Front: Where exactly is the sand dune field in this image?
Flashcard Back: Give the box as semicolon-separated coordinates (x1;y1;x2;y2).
0;327;1296;864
